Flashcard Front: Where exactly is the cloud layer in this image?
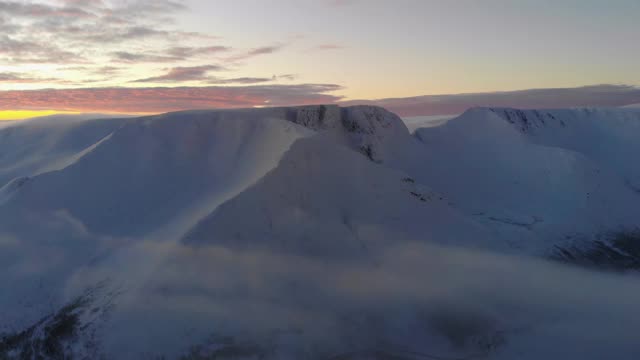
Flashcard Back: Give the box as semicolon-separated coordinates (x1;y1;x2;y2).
0;0;297;87
2;84;639;117
347;85;640;116
64;239;640;359
0;84;343;113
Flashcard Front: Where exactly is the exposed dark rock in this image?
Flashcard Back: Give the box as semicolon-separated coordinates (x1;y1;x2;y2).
552;229;640;272
0;283;116;360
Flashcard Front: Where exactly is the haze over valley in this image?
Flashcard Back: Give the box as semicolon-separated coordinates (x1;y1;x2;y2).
1;1;640;359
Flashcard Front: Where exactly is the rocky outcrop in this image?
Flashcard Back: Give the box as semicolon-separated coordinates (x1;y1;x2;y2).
284;105;410;162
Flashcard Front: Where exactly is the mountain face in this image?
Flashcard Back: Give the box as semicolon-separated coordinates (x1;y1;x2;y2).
1;105;640;359
410;107;640;253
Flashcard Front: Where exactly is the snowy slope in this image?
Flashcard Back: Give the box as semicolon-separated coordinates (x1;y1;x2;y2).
183;135;497;255
406;107;640;253
0;114;128;188
0;109;313;331
2;105;640;359
485;108;640;189
2;111;313;237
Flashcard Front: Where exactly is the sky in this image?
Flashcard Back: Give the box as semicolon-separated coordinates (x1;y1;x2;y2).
1;0;640;119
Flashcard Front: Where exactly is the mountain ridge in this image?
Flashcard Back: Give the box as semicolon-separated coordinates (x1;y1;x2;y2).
2;105;640;359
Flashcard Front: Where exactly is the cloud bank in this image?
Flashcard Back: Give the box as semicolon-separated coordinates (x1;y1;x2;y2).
0;84;343;113
2;84;640;117
345;85;640;116
60;239;640;359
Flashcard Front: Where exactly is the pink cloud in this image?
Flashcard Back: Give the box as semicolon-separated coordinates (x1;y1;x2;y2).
0;84;343;113
3;84;638;117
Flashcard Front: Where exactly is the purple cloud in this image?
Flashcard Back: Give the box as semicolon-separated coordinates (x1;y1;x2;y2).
225;44;286;62
0;84;344;113
0;72;60;83
0;35;85;63
167;45;231;58
132;65;227;83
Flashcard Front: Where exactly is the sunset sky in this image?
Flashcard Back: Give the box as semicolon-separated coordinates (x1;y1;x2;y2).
1;0;640;120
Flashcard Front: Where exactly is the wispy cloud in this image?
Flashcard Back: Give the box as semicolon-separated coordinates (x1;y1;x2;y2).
132;66;298;85
206;75;295;85
0;1;94;18
132;65;226;83
225;43;286;62
309;43;344;51
0;0;187;66
278;74;297;81
81;26;170;43
111;51;182;63
208;77;273;85
0;72;60;83
111;45;234;64
166;45;231;58
0;1;294;87
0;35;85;63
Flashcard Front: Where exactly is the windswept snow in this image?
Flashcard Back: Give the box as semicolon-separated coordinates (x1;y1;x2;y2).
0;114;128;188
2;105;640;359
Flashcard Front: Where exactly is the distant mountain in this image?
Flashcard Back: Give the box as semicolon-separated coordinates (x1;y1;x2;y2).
2;106;640;359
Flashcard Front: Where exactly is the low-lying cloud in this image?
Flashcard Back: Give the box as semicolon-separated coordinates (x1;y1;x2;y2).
4;190;639;358
61;239;640;359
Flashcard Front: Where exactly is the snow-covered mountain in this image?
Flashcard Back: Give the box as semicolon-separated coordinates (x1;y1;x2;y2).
2;105;640;359
410;108;640;252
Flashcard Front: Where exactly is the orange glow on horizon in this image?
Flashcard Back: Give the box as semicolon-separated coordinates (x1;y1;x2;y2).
0;110;81;121
0;110;155;121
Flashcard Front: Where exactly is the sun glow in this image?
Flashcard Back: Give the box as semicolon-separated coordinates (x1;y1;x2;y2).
0;110;80;121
